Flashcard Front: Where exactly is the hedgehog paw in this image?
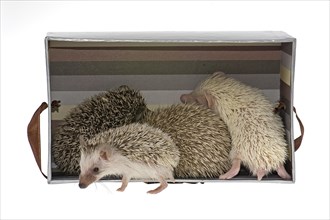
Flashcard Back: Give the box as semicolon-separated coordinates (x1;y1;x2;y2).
147;182;168;194
219;158;241;180
117;176;129;192
257;169;266;181
277;165;291;180
116;186;127;192
147;177;168;194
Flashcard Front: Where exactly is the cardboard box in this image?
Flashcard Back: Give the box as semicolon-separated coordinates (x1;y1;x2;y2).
45;31;296;183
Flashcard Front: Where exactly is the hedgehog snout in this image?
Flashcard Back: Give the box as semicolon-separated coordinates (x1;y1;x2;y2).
78;173;97;189
78;182;87;189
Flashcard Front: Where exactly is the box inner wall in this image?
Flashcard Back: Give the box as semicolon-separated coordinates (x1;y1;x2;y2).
48;41;293;182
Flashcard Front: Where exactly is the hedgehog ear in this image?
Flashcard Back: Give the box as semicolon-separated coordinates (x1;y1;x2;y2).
212;71;225;77
180;94;194;104
195;95;208;107
117;85;130;92
197;92;215;110
205;92;215;109
100;150;110;161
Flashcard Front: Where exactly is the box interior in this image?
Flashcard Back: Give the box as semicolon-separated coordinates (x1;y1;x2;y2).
47;36;294;183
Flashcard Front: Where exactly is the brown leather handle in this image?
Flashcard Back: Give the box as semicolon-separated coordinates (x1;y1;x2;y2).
27;102;48;179
274;102;304;151
293;107;304;151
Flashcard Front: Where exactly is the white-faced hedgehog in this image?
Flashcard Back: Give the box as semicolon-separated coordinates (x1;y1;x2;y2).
52;85;148;175
78;123;180;194
180;72;291;180
142;103;232;179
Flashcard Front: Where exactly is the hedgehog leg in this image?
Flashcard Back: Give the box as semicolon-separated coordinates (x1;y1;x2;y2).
257;169;266;181
219;158;241;180
147;176;168;194
117;175;130;192
277;165;291;180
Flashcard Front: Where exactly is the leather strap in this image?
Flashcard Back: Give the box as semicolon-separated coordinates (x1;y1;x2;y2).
274;102;304;151
293;107;304;151
27;102;48;179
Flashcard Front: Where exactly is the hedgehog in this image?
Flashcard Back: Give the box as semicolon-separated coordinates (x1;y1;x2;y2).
180;72;291;180
78;123;180;194
52;85;148;175
142;103;232;179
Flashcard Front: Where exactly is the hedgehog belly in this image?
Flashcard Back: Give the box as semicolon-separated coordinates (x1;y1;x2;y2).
143;104;232;179
105;159;176;181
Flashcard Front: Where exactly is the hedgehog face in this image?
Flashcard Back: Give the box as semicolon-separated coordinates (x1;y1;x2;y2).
78;142;112;189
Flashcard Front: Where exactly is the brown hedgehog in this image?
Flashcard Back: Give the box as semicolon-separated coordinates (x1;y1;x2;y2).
181;72;291;180
52;85;148;175
142;104;232;179
78;123;180;194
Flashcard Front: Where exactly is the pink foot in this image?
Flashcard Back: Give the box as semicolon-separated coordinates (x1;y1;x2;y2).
219;159;241;180
257;169;266;181
277;165;291;180
147;182;168;194
117;175;129;192
147;177;168;194
116;186;126;192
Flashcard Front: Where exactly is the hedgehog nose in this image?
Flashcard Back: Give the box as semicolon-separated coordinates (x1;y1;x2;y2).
79;183;87;189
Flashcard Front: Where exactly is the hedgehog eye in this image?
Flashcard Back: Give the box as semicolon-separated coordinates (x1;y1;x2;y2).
93;167;99;173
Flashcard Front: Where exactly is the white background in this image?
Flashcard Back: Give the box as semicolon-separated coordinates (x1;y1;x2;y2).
1;1;329;219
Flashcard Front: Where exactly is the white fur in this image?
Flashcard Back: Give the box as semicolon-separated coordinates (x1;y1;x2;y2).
104;150;174;181
196;72;288;175
80;147;174;183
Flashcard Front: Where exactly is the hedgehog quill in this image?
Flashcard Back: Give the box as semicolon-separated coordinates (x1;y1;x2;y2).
143;103;232;179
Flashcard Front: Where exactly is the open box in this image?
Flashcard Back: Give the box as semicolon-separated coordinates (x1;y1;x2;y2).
41;31;297;183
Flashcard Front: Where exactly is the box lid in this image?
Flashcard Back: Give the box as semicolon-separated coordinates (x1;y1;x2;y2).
46;31;295;43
